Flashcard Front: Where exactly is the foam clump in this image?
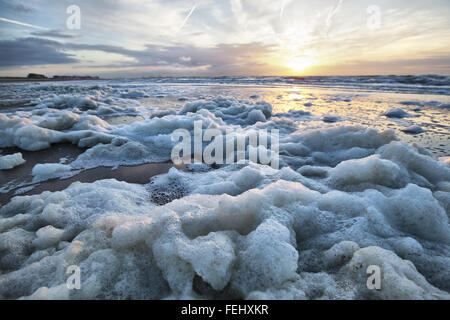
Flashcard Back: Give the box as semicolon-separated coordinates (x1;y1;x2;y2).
71;141;152;168
33;226;65;249
345;246;450;299
330;155;405;188
280;125;397;167
376;184;450;243
377;141;450;185
384;108;410;118
181;97;272;125
34;110;80;130
35;95;98;111
0;114;64;151
231;219;298;295
0;112;111;151
120;90;148;99
322;115;341;123
32;163;73;181
0;152;26;170
402;125;425;134
275;109;312;119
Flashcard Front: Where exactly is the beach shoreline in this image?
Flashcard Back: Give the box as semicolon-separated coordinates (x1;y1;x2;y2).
0;77;105;83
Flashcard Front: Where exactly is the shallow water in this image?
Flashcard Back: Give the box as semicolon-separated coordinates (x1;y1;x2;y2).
139;84;450;156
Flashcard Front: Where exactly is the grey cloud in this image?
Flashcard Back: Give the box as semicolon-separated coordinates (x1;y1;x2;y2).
67;41;275;72
1;36;448;76
0;36;274;75
2;0;34;13
0;37;78;67
31;29;80;39
14;3;32;13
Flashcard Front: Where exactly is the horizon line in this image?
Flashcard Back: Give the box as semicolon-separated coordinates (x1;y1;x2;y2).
1;73;449;79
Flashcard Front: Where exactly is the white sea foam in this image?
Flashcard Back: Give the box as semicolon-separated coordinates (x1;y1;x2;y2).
1;132;449;299
31;163;75;182
384;108;410;118
0;80;449;300
402;125;425;134
1;155;449;299
0;152;25;170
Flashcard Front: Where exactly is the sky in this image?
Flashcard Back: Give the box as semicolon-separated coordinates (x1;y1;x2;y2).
0;0;449;77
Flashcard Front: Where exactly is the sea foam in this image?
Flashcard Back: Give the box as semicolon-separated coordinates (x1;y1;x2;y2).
0;81;449;300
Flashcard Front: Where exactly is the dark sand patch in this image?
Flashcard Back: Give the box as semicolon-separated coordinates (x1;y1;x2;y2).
0;143;184;205
0;162;184;205
0;143;85;184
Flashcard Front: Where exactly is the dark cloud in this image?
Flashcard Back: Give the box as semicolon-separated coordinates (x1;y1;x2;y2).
67;42;275;74
31;29;80;39
13;3;32;13
2;0;34;13
0;37;78;67
0;37;273;74
1;36;448;76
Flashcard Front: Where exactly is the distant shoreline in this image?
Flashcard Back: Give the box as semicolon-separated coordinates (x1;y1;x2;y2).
0;77;103;83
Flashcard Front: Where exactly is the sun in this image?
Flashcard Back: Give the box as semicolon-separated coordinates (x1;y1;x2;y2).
287;56;315;73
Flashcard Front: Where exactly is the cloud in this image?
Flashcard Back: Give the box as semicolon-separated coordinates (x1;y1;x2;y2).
13;3;33;13
66;41;275;73
1;0;449;76
0;37;78;67
30;29;80;39
2;34;447;76
2;0;34;13
0;36;274;75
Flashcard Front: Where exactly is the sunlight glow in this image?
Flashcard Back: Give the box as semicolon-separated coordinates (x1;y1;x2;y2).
287;56;315;73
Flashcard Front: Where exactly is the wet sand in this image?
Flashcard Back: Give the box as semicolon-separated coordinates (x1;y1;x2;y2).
0;143;184;205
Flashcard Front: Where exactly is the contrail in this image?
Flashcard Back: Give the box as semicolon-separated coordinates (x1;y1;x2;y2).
326;0;344;27
177;4;197;32
0;17;48;30
280;0;286;19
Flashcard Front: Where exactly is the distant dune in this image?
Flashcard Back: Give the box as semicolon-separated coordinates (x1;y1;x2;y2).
0;74;101;83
